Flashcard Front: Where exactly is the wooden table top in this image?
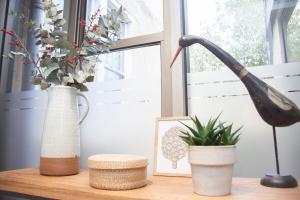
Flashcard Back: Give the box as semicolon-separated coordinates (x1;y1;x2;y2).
0;168;299;200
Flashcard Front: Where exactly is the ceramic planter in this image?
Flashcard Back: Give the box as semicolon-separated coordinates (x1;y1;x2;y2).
188;145;236;196
40;86;89;176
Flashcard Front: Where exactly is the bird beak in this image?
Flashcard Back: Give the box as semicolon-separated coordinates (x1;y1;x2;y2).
170;46;183;68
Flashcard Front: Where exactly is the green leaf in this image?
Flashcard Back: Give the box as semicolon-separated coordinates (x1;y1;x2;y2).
191;116;204;137
10;51;26;57
192;136;203;145
42;37;56;45
35;33;41;38
57;10;63;15
28;19;36;29
29;76;43;85
51;31;67;38
180;136;194;145
40;58;52;68
40;30;48;36
34;28;40;35
8;52;14;59
58;59;67;68
179;130;189;136
35;40;42;45
44;62;60;77
62;75;74;85
86;75;94;82
180;121;201;138
54;19;66;26
56;69;65;80
55;39;71;49
117;6;123;16
87;45;99;54
79;48;88;56
46;7;57;18
75;83;88;92
40;80;50;90
98;17;108;28
45;68;60;84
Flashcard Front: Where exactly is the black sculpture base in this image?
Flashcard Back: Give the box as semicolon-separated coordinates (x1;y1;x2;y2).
261;174;298;188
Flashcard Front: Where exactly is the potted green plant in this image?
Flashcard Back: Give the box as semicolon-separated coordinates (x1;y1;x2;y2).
180;115;241;196
1;0;125;176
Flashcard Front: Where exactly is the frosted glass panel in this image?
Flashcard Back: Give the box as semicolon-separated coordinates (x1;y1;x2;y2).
95;45;161;82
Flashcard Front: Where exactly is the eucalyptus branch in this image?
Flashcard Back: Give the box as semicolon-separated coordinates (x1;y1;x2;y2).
76;9;101;59
13;33;44;78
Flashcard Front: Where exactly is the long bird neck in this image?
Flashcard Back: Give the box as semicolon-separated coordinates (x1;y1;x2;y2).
189;36;300;126
194;38;247;79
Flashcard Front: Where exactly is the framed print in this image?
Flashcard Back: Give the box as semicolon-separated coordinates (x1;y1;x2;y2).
153;117;193;177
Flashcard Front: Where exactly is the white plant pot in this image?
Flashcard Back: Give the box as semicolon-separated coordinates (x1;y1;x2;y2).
189;145;236;196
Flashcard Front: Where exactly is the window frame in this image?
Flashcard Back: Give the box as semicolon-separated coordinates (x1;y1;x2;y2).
266;0;298;64
0;0;10;87
76;0;176;117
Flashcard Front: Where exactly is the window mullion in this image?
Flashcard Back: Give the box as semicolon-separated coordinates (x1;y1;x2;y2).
166;0;186;116
110;32;163;51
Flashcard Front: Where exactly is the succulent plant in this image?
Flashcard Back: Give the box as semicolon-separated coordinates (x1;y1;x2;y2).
180;115;241;146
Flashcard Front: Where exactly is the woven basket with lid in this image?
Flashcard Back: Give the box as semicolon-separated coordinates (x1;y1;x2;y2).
88;154;148;190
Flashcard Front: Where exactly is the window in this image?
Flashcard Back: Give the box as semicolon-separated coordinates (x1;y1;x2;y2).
23;0;65;91
86;0;163;39
0;0;66;92
286;2;300;62
0;0;46;92
185;0;300;73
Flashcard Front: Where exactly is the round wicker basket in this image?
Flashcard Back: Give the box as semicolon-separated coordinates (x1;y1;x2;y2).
88;154;148;190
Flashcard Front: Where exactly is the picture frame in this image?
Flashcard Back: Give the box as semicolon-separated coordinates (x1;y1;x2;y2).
153;117;193;177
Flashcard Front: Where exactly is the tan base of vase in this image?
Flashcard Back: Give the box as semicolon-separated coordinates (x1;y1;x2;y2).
40;157;80;176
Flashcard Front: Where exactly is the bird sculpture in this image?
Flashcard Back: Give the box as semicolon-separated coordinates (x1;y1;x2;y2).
170;35;299;188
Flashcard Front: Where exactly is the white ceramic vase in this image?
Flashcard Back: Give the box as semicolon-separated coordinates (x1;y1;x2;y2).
40;86;90;176
189;145;236;196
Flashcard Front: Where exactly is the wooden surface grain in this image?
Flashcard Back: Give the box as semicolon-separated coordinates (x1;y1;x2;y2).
0;168;299;200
